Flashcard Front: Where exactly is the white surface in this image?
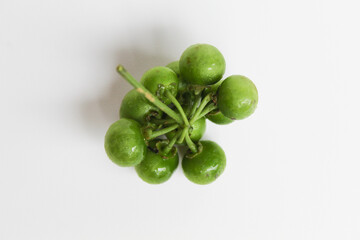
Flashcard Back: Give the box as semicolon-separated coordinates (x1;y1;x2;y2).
1;0;360;239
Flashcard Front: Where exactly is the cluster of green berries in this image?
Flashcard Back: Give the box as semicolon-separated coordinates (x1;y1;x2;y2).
104;43;258;185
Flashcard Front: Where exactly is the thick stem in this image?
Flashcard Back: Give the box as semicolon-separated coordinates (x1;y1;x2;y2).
177;127;188;144
185;133;197;153
116;65;183;125
204;78;225;95
163;130;182;154
165;90;189;127
148;124;179;140
188;94;201;118
189;93;212;125
194;103;217;122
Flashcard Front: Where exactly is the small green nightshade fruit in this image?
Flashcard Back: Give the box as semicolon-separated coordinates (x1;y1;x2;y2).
120;89;161;125
166;60;187;94
182;140;226;185
104;118;146;167
217;75;258;120
135;145;179;184
179;44;226;86
141;66;179;105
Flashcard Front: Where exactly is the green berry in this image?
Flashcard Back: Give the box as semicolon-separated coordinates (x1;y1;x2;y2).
217;75;258;120
141;66;179;105
179;44;225;86
166;60;188;98
182;140;226;185
188;117;206;142
104;118;146;167
135;146;179;184
120;89;161;125
166;61;180;76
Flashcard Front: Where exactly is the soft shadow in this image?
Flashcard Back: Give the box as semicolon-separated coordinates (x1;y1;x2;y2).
81;50;173;138
80;26;186;138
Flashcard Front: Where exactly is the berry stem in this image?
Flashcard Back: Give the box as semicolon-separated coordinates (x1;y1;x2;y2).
188;94;201;118
204;79;224;95
177;127;188;144
194;103;217;122
185;132;198;153
148;124;179;140
165;90;189;127
163;130;182;154
116;65;183;125
189;93;212;125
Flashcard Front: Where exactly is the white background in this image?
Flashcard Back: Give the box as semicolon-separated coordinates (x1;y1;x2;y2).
1;0;360;239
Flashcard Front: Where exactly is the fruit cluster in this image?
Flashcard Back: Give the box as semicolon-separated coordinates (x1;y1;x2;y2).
105;43;258;185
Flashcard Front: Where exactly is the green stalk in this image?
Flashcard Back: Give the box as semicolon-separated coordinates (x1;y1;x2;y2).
177;127;188;144
194;103;217;122
165;90;189;127
148;124;179;140
117;65;183;125
189;93;212;125
163;130;182;154
204;78;225;95
188;94;201;118
185;133;197;153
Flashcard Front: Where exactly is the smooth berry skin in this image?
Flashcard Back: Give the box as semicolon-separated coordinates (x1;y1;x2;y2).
141;66;179;105
206;109;233;125
179;44;226;86
166;61;180;76
188;117;206;142
135;148;179;184
182;140;226;185
166;60;187;94
120;89;160;125
166;117;206;143
104;119;146;167
217;75;258;120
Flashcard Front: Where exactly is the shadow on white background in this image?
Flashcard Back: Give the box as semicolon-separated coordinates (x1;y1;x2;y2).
79;25;188;139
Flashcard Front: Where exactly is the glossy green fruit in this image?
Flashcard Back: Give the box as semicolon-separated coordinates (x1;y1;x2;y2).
120;89;161;125
206;109;233;125
166;61;180;76
217;75;258;120
166;117;206;143
188;117;206;142
141;66;179;105
135;147;179;184
179;43;226;86
104;118;146;167
166;60;187;97
182;140;226;185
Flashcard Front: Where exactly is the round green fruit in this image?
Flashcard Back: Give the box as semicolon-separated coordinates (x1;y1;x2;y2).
206;109;233;125
166;60;187;97
141;66;179;105
182;140;226;185
104;118;146;167
135;147;179;184
120;89;161;125
217;75;258;120
179;43;226;86
188;117;206;142
166;61;180;76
